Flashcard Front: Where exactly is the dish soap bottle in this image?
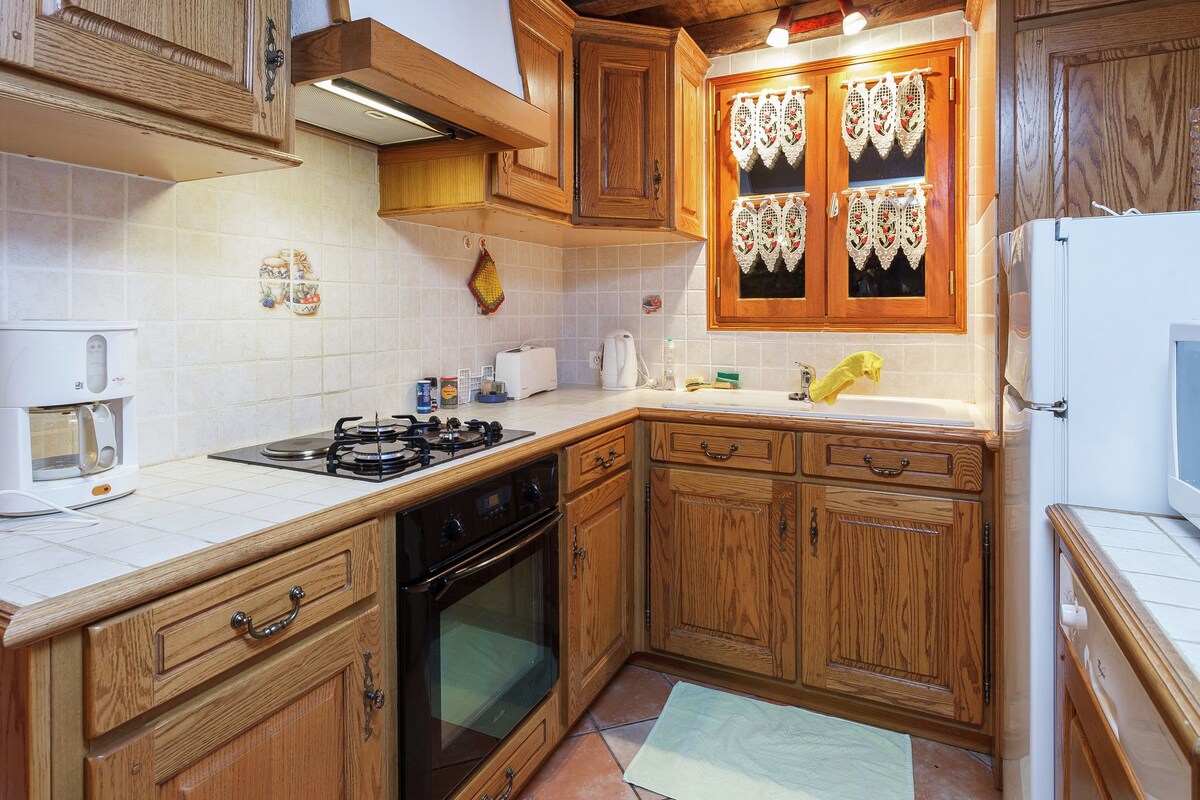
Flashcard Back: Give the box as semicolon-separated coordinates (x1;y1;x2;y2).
663;338;677;391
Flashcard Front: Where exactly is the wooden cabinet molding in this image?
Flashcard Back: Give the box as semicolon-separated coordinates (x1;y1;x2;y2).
86;604;384;799
649;467;797;680
1008;3;1200;229
707;39;968;332
801;485;984;724
564;469;635;722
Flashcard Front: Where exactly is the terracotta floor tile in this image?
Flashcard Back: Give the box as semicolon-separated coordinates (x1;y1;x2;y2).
567;714;598;736
912;737;1002;800
587;665;673;729
517;732;639;800
599;721;671;800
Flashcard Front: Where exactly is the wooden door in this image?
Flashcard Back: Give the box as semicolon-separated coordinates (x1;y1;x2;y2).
1013;4;1200;227
86;606;384;800
649;467;796;680
565;470;634;722
801;485;984;724
492;0;574;215
672;36;708;238
576;39;668;223
0;0;290;144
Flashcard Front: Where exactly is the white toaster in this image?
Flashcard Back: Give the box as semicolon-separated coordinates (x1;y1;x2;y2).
494;346;557;400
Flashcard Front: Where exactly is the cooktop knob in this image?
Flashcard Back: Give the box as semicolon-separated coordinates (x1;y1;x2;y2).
442;517;465;542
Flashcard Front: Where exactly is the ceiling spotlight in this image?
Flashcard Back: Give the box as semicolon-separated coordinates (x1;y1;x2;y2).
766;7;793;48
837;0;868;35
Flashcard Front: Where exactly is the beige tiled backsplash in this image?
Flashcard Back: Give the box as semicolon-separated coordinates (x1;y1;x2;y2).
0;14;999;466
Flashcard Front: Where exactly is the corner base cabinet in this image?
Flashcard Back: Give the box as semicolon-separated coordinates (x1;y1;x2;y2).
801;485;984;724
648;466;797;681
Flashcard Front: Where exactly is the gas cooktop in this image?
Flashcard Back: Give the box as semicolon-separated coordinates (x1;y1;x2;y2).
209;414;534;482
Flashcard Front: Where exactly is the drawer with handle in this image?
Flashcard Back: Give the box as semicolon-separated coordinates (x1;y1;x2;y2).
84;520;380;736
455;693;555;800
802;434;983;491
565;423;633;493
650;422;796;474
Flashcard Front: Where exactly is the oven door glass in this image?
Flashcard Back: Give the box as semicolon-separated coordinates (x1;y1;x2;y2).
401;513;559;800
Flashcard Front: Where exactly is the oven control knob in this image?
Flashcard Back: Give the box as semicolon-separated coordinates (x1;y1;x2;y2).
442;517;465;542
523;482;542;503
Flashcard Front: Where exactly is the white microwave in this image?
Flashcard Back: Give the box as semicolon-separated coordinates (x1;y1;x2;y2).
1169;321;1200;527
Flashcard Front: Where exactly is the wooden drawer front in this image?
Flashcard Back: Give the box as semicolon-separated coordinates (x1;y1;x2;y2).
565;424;633;492
453;693;556;800
802;434;983;491
85;521;379;737
650;423;796;474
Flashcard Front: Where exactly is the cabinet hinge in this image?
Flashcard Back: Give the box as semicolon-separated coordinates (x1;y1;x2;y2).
644;479;652;630
949;75;956;102
982;521;992;707
573;176;580;203
949;270;955;296
573;60;579;82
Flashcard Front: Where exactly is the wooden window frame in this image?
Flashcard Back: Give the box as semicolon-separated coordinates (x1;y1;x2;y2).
707;39;969;333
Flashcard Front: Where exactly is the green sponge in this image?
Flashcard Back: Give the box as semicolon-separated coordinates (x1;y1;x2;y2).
715;370;740;388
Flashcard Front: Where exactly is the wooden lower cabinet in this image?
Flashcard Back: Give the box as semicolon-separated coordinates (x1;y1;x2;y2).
801;485;984;724
564;468;634;722
648;467;797;680
86;605;384;800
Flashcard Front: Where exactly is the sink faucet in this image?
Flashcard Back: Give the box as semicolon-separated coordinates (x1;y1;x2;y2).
790;362;817;402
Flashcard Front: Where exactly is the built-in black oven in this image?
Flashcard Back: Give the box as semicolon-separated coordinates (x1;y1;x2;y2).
397;455;559;800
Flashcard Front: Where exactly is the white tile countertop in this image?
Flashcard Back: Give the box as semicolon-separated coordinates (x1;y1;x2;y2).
1065;507;1200;679
0;385;989;644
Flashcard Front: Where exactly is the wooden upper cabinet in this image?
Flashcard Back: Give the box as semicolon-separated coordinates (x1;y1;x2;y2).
709;40;966;332
0;0;290;144
1011;4;1200;228
576;38;668;223
649;467;797;680
492;0;575;215
673;35;709;238
86;605;384;800
1013;0;1141;20
564;469;634;723
800;485;984;724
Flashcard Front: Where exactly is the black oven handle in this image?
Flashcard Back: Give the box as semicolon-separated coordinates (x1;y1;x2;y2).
401;511;561;597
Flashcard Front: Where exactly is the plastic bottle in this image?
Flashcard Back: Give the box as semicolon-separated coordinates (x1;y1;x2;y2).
662;338;677;391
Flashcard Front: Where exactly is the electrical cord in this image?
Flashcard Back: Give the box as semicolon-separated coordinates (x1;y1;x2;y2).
0;489;102;532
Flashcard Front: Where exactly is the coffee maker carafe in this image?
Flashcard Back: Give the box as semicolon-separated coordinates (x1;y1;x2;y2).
0;322;138;516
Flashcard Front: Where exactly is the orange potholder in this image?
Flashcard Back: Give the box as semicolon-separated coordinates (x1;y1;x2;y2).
467;246;505;315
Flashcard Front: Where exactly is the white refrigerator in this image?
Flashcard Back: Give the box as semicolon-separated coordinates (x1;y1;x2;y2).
999;210;1200;800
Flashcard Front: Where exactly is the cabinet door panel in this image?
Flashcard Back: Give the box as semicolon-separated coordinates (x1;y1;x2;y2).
577;40;668;222
565;469;634;722
0;0;288;143
801;485;983;723
650;468;796;680
493;0;573;214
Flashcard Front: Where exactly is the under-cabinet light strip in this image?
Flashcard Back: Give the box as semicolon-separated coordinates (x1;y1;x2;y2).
839;67;934;87
840;182;932;197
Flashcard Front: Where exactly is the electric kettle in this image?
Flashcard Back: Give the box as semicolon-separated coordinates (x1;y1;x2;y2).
601;330;638;390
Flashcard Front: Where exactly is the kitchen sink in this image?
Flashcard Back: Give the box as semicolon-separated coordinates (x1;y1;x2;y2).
662;389;980;427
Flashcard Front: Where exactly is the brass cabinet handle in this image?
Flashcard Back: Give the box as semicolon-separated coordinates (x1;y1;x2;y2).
482;768;516;800
778;501;788;552
863;454;910;477
653;158;663;200
362;650;386;739
230;585;304;639
594;447;619;469
263;18;285;102
571;524;587;577
700;441;739;461
809;507;819;558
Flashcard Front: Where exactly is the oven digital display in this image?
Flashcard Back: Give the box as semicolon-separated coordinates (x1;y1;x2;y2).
477;486;511;515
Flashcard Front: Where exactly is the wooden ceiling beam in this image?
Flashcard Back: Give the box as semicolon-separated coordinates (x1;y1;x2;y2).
686;0;967;56
569;0;667;16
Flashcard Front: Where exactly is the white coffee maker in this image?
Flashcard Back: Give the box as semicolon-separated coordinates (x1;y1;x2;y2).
0;322;138;516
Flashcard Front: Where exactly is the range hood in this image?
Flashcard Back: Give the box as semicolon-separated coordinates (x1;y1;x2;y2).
292;18;549;150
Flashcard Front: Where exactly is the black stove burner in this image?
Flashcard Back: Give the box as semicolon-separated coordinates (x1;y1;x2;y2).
210;413;532;483
261;436;335;460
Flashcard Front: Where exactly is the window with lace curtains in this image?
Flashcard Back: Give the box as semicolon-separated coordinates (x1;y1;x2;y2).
707;39;967;332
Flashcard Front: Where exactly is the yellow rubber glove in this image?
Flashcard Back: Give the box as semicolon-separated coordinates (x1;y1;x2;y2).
808;351;884;404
